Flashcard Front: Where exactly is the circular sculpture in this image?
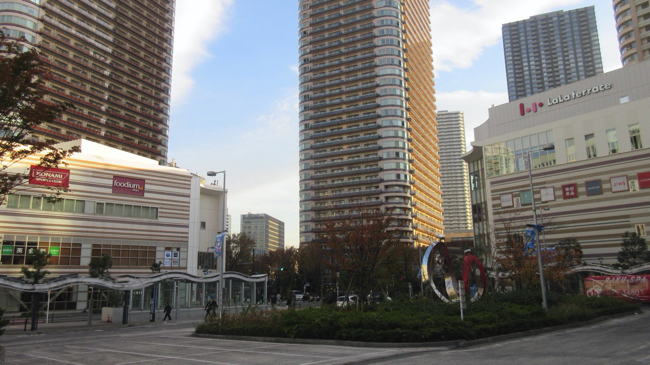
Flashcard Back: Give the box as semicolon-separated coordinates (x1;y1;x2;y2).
421;243;488;303
462;254;487;302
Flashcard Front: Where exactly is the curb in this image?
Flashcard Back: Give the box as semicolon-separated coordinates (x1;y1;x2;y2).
192;309;641;350
191;333;462;349
2;318;203;336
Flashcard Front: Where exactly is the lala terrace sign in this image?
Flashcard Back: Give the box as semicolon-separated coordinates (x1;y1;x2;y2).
519;82;613;116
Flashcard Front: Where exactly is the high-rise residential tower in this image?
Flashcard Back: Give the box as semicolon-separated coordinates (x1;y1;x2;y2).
298;0;442;246
437;110;471;233
0;0;175;164
503;7;603;101
614;0;650;66
240;213;285;253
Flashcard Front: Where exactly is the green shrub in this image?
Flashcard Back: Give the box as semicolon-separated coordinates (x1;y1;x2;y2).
194;291;639;343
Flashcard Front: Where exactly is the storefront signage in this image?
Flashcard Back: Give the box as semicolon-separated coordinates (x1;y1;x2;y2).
112;176;145;196
1;246;13;255
519;83;613;116
172;259;179;267
500;193;513;208
29;166;70;188
164;258;171;267
547;83;612;106
520;190;532;205
611;176;629;193
585;180;602;196
562;183;578;199
50;246;60;256
584;275;650;303
540;187;555;202
637;172;650;189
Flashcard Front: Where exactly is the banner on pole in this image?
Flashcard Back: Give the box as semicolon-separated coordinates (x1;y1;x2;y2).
524;227;536;256
214;232;226;259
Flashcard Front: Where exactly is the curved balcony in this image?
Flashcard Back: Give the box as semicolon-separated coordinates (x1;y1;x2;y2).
309;124;379;139
311;82;377;100
310;189;383;200
311;134;380;148
311;45;375;65
311;32;374;53
311;74;376;92
310;93;378;111
312;177;383;189
310;113;379;129
311;0;368;17
309;103;378;120
311;62;377;81
312;166;381;179
311;144;381;158
310;200;383;211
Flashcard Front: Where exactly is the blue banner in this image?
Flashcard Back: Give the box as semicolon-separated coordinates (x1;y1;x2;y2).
214;233;226;259
524;227;536;256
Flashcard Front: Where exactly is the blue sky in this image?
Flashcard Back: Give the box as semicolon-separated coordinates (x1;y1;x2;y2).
168;0;620;248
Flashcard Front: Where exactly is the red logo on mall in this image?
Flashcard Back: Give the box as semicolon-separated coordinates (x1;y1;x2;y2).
29;166;70;188
519;102;544;116
112;176;145;196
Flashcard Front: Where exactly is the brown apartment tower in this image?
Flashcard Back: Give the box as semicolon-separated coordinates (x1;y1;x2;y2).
614;0;650;66
298;0;442;246
0;0;175;164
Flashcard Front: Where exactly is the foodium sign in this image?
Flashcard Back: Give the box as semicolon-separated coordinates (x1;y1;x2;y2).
112;176;145;196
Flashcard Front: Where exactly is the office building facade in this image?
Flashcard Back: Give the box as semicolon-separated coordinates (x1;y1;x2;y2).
614;0;650;66
298;0;443;246
464;61;650;264
503;6;603;101
0;0;175;164
438;110;471;233
240;213;285;253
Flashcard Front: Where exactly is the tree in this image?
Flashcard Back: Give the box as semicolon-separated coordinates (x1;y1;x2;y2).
0;33;79;205
21;249;51;331
616;232;649;268
150;260;162;273
88;254;113;278
225;233;256;272
319;208;404;308
263;248;299;297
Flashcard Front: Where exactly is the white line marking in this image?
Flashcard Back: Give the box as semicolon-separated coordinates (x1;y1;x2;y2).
65;345;237;365
300;349;398;365
5;350;85;365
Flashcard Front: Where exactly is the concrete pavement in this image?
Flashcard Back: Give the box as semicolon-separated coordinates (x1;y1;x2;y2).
1;309;647;364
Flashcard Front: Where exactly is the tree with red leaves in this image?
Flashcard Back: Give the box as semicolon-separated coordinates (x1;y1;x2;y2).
0;33;78;205
319;208;405;307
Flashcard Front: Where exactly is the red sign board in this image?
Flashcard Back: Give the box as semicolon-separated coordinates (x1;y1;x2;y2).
29;166;70;188
112;176;145;196
638;172;650;189
584;275;650;303
562;183;578;199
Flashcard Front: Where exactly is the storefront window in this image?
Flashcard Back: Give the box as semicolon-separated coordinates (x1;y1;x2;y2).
629;124;642;150
565;138;576;162
585;134;597;158
606;129;618;154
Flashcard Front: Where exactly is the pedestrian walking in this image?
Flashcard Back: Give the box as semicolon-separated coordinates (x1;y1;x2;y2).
204;299;212;318
210;298;218;316
163;302;172;322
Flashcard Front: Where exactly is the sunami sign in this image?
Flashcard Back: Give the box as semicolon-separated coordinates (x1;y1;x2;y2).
29;166;70;188
112;176;145;196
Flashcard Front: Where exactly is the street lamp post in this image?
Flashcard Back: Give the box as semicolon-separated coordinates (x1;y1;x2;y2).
527;144;554;311
539;207;549;251
207;170;227;317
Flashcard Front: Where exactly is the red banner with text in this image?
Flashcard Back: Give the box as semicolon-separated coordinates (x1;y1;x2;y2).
29;166;70;188
584;275;650;303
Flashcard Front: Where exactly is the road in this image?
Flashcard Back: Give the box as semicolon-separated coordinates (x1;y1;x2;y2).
2;310;648;364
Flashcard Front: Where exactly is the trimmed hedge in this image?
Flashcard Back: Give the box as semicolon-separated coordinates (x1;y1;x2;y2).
195;291;639;343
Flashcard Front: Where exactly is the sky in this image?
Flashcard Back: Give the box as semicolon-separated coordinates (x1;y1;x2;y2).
168;0;621;248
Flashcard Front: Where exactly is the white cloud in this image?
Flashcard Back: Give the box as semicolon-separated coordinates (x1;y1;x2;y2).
431;0;584;72
436;90;508;147
290;65;300;74
171;0;233;105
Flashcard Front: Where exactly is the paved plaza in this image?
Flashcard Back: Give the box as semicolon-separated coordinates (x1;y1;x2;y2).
2;310;648;364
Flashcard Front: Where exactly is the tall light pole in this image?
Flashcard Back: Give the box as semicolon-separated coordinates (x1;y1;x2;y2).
539;207;549;251
207;170;226;317
527;144;554;311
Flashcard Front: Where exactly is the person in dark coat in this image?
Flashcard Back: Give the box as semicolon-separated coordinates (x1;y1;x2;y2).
163;302;172;322
205;299;213;318
210;299;218;316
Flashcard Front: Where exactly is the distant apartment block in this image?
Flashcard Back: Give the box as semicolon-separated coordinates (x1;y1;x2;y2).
437;111;471;233
613;0;650;66
0;0;175;164
503;7;603;101
240;213;285;253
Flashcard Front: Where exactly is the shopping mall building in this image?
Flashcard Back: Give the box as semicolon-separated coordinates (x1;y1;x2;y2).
0;139;228;311
463;60;650;265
